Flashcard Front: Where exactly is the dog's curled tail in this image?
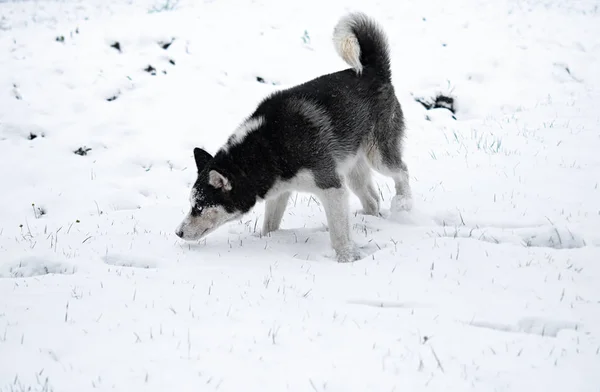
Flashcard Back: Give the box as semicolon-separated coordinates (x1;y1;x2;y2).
333;12;391;80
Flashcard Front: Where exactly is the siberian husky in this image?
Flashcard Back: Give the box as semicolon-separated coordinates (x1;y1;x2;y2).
176;12;412;262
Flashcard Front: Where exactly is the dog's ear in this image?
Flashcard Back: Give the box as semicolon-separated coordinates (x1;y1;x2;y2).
193;147;213;172
208;170;232;191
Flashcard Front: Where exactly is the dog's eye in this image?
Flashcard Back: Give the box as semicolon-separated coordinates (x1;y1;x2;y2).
191;206;203;217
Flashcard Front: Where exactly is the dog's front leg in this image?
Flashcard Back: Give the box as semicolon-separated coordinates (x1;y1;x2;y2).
262;191;291;235
319;187;361;263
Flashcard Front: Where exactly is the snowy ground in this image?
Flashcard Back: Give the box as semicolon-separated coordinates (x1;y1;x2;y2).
1;0;600;390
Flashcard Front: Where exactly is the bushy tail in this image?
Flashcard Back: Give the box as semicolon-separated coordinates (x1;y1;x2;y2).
333;12;391;81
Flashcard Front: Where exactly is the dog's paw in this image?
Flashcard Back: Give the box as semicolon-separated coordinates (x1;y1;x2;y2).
249;231;265;239
377;209;391;219
335;244;363;263
260;223;279;237
391;195;413;213
358;207;381;217
358;196;380;217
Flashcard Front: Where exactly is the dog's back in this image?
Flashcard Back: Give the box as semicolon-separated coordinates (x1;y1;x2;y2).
222;12;405;190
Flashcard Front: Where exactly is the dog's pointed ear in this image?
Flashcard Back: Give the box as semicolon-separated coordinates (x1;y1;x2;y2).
193;147;213;172
208;170;232;191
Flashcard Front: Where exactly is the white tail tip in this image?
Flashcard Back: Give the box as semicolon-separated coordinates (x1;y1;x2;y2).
333;15;363;74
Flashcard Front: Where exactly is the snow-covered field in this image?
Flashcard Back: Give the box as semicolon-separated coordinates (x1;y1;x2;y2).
1;0;600;390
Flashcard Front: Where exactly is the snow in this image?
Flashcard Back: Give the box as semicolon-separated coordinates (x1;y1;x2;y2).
1;0;600;390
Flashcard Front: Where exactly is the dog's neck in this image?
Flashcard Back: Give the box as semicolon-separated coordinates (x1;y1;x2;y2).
213;142;278;200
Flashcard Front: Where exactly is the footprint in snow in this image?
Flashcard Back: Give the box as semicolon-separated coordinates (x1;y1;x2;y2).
102;254;160;269
0;256;76;278
467;317;581;338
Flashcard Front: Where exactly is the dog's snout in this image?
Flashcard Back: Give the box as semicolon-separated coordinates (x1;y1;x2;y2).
175;229;184;238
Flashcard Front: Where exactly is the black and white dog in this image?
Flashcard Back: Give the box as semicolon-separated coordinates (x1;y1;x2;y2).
176;12;412;262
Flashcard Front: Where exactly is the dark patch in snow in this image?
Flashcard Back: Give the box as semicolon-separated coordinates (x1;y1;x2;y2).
110;41;122;53
55;35;65;43
32;204;46;218
144;65;157;75
106;94;119;102
301;30;310;45
159;38;175;50
27;132;37;140
169;59;175;65
13;83;22;100
553;62;583;83
415;94;456;115
256;76;278;85
74;146;92;156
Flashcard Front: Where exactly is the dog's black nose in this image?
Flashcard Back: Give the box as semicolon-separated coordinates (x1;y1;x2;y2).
175;229;184;238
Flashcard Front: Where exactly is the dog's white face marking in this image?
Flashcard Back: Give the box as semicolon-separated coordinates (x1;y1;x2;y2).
175;188;241;241
225;116;265;150
175;205;238;241
189;187;199;208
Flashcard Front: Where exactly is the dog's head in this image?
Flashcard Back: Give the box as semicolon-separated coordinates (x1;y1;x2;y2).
175;147;253;241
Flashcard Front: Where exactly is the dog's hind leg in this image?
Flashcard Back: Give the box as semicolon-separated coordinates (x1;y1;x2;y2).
369;155;413;213
347;157;380;216
388;162;413;213
262;191;291;235
367;142;413;214
364;98;413;214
